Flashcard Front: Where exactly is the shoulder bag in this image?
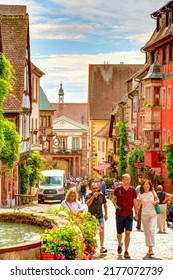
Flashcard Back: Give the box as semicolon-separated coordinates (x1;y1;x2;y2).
152;190;162;214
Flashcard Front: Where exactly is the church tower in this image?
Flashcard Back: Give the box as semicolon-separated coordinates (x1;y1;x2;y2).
58;81;64;103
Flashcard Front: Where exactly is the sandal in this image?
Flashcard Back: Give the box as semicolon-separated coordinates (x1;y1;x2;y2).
117;242;123;254
147;250;154;256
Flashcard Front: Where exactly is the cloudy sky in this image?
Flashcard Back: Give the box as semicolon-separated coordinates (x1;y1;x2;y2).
3;0;165;103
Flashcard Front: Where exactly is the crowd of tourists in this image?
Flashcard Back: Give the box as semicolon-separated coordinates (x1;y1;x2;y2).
60;174;173;259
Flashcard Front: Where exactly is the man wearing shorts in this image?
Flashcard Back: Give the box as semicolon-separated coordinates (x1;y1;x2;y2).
85;182;108;254
112;174;138;259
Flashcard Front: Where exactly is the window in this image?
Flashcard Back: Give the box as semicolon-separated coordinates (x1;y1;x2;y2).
162;88;166;108
162;129;166;147
169;42;173;61
133;96;138;110
151;51;155;64
59;138;66;151
157;16;160;31
168;130;171;143
154;132;160;149
154;87;160;106
72;137;80;150
166;12;169;27
162;46;166;64
102;141;105;153
43;116;47;127
145;87;151;104
167;86;171;108
98;140;100;151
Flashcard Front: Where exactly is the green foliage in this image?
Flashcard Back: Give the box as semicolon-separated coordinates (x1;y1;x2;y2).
41;225;85;260
41;210;98;259
18;163;30;194
116;121;127;178
127;148;144;185
0;53;15;153
127;148;144;176
0;119;20;172
165;144;173;184
102;176;114;185
27;151;46;187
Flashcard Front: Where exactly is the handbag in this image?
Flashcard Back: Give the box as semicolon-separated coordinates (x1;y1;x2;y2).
152;190;162;214
155;204;162;214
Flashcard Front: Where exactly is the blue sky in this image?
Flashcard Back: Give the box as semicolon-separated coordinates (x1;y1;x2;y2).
3;0;165;103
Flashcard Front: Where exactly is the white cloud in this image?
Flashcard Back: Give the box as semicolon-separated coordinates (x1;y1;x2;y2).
32;50;145;103
2;0;165;103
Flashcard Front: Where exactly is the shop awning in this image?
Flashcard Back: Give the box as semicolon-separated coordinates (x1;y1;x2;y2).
93;163;111;171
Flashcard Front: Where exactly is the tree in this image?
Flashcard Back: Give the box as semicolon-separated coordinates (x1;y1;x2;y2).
0;119;20;171
0;52;20;172
27;151;46;188
116;121;127;178
165;143;173;184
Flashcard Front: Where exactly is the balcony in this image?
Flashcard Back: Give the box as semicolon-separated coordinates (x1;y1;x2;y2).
143;106;161;131
20;139;31;159
53;148;82;155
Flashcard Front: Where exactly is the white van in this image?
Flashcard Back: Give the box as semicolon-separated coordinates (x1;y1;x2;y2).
38;169;66;203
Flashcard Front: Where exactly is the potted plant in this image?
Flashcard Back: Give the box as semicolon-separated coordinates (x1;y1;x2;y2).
40;223;85;260
67;211;99;257
43;209;99;259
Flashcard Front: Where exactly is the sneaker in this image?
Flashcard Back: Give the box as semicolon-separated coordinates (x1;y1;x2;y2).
136;226;141;230
100;247;107;254
117;242;123;254
124;251;130;259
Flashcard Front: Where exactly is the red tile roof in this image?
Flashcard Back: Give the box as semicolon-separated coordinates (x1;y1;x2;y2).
88;64;143;120
0;6;29;111
51;103;88;125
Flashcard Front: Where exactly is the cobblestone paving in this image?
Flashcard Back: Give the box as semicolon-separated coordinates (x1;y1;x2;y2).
1;199;173;260
93;198;173;260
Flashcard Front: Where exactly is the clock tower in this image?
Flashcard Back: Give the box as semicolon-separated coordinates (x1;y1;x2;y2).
58;81;64;103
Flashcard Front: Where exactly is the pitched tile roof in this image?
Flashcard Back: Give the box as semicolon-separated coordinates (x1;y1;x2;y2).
88;64;143;120
142;1;173;51
95;121;110;137
0;6;30;112
51;103;88;125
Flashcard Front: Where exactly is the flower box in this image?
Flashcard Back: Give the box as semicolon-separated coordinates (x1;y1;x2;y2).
41;252;55;260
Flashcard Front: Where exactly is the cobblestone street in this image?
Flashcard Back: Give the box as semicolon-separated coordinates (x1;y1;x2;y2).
1;197;173;261
94;198;173;260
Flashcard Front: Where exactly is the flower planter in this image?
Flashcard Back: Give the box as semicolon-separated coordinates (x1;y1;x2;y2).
41;253;55;260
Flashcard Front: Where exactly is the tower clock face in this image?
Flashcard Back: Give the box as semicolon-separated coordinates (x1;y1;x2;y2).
53;137;60;147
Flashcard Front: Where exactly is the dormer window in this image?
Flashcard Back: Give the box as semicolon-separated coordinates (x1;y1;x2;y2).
166;11;169;27
157;16;160;31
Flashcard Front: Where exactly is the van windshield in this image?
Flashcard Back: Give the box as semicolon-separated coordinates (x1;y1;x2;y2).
40;176;62;186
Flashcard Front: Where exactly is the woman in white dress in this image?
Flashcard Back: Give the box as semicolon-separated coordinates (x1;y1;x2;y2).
137;179;159;256
61;188;85;213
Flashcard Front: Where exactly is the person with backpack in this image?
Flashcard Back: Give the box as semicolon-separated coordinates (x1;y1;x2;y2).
112;173;138;259
86;182;108;254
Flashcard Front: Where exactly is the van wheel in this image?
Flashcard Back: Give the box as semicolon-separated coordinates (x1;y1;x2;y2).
38;200;42;204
